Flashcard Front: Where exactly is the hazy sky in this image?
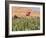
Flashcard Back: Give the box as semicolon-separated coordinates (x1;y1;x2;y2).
12;7;40;13
31;7;40;12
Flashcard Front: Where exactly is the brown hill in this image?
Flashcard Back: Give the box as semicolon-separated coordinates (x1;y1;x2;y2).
12;7;40;18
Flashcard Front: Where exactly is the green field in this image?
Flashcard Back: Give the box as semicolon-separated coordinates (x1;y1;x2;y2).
12;16;40;31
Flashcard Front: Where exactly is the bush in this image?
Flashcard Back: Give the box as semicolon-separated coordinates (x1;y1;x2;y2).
12;16;40;31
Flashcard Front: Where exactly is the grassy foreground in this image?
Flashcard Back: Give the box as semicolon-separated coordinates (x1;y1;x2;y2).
12;16;40;31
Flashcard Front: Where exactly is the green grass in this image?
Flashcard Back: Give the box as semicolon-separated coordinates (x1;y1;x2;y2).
12;16;40;31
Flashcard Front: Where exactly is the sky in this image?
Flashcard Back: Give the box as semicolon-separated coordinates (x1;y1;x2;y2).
12;7;40;13
31;7;40;12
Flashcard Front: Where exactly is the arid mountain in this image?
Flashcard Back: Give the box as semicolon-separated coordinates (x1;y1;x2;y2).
12;7;40;18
